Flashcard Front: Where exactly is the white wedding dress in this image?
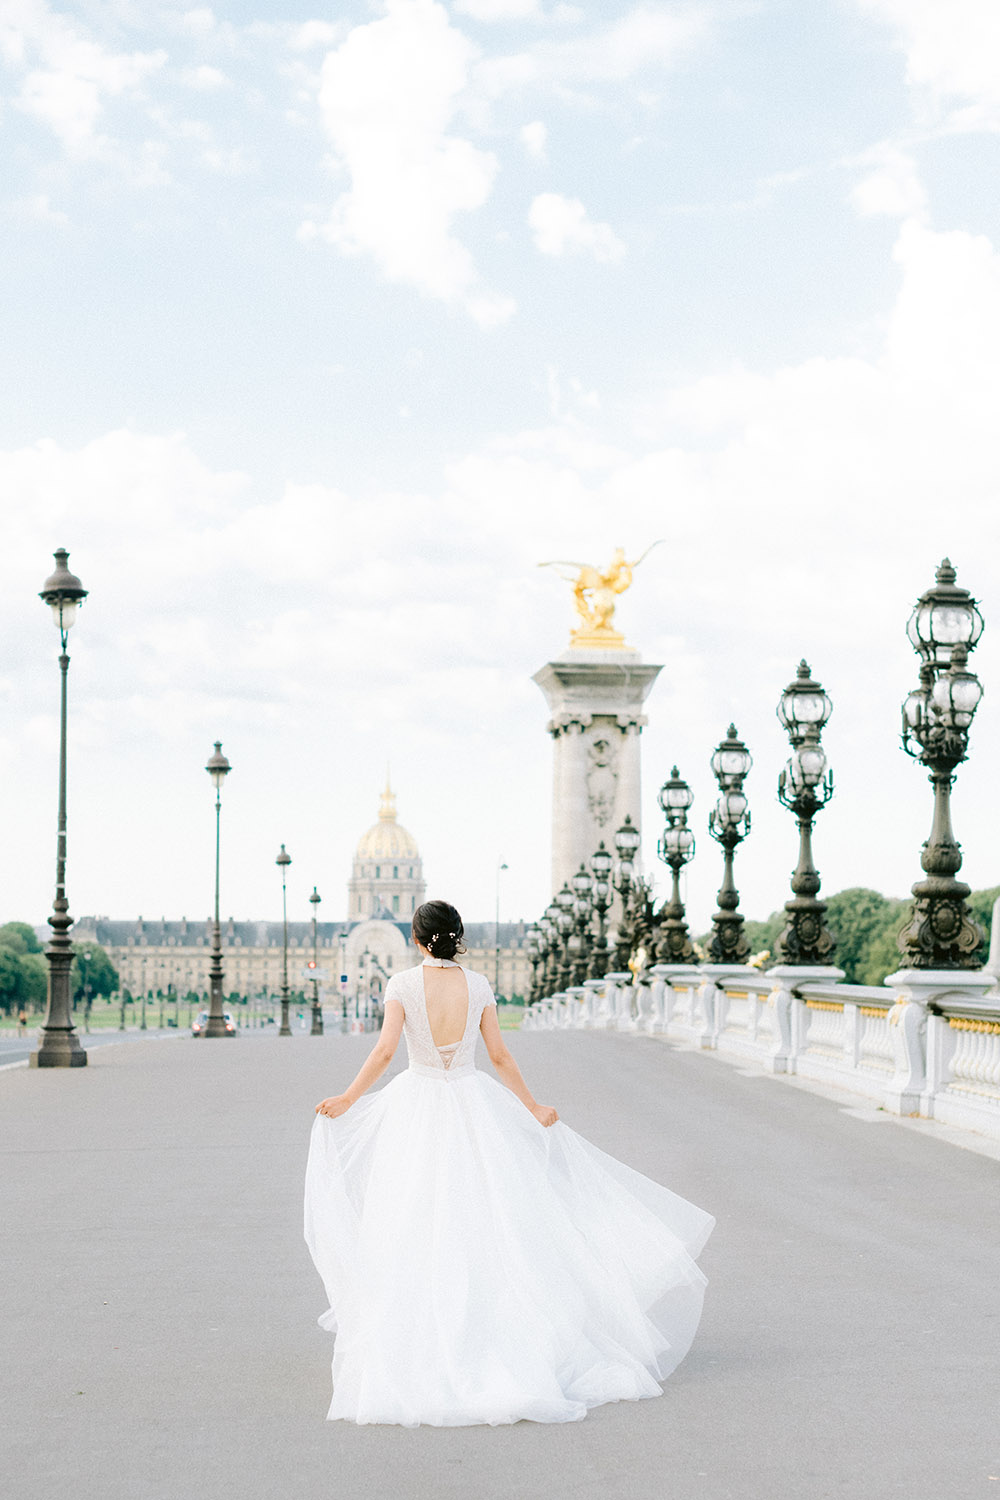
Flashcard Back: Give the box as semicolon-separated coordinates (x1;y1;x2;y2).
304;959;714;1427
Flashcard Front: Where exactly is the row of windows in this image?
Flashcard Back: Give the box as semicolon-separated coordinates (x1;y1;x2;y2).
370;865;417;880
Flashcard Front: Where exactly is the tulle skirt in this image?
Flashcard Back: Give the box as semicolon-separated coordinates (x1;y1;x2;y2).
304;1064;714;1427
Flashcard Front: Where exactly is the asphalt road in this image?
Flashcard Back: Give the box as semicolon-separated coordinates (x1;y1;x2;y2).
1;1028;997;1500
0;1027;179;1068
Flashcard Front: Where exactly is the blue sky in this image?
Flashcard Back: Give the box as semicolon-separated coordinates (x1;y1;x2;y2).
2;0;1000;941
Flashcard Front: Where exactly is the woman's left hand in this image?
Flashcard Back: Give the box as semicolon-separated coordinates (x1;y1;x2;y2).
315;1095;352;1118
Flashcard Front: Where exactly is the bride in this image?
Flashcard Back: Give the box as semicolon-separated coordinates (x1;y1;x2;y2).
305;900;714;1427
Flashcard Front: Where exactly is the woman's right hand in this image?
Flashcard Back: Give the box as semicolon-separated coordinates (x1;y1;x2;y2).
531;1103;559;1128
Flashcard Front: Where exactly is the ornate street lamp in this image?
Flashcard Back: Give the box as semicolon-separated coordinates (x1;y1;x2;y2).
555;884;575;991
775;662;836;964
655;767;696;964
588;842;613;978
570;864;593;985
538;914;557;998
203;742;233;1038
898;560;985;968
309;886;323;1036
707;725;752;964
32;549;89;1068
612;814;641;970
525;923;543;1003
276;844;292;1035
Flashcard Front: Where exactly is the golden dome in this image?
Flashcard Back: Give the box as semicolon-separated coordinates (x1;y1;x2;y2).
355;778;421;861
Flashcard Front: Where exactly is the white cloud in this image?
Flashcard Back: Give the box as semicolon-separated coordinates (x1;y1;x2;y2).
287;20;343;52
454;0;543;19
3;0;166;156
180;64;229;91
858;0;1000;122
9;191;68;225
477;4;709;96
519;119;547;158
850;145;927;218
306;0;513;326
528;191;625;261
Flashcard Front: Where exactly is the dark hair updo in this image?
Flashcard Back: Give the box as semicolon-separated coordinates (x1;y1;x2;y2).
412;900;466;962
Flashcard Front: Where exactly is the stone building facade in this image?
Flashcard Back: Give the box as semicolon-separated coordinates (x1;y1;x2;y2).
74;784;533;1006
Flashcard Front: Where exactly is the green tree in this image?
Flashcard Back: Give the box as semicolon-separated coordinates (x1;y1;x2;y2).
71;944;118;1003
0;948;46;1015
0;921;43;955
966;886;1000;957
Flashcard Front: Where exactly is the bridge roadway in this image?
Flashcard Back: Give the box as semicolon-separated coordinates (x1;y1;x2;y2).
1;1027;997;1500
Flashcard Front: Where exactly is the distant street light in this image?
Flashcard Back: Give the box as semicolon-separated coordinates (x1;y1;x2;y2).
277;845;292;1035
612;815;641;970
32;549;88;1069
570;863;594;985
588;843;613;979
555;884;575;991
655;767;696;965
899;559;985;968
707;726;752;964
494;860;509;999
204;742;234;1037
309;886;323;1036
80;947;93;1035
775;663;836;965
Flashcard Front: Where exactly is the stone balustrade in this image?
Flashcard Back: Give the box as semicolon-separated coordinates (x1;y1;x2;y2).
524;965;1000;1143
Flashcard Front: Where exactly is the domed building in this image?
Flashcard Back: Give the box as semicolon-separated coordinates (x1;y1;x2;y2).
347;779;426;921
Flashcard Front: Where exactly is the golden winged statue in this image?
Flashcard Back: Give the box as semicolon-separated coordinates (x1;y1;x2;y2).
539;543;663;649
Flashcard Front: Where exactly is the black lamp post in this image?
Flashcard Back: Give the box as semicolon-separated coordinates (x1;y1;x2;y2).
308;886;324;1036
32;549;88;1068
539;913;558;998
80;947;93;1034
204;742;233;1037
775;662;836;965
276;844;292;1035
555;884;575;991
655;767;696;965
525;924;542;1003
707;726;752;964
588;842;613;979
570;864;594;985
898;559;985;968
612;815;641;970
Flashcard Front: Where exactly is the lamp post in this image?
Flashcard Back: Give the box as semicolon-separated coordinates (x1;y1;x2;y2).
309;886;323;1036
588;842;613;979
612;815;641;970
80;947;93;1034
276;844;292;1035
494;859;509;999
898;560;985;968
538;913;557;999
525;923;543;1003
707;725;752;964
655;768;696;965
203;742;233;1037
570;864;594;986
32;549;88;1068
775;662;836;964
555;884;575;991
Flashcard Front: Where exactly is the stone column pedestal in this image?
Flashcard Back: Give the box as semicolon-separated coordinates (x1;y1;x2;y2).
533;649;661;901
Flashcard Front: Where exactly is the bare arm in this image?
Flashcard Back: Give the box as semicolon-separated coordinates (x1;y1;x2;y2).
315;999;405;1118
479;1005;558;1127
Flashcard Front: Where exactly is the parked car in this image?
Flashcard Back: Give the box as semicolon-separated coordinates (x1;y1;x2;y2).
192;1010;236;1035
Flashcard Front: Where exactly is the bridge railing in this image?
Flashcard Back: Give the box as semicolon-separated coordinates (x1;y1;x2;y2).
523;966;1000;1141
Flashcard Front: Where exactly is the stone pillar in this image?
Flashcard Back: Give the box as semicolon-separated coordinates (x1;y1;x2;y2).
533;649;662;900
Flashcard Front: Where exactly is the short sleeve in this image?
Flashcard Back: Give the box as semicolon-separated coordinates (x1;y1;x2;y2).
384;973;404;1013
481;973;497;1008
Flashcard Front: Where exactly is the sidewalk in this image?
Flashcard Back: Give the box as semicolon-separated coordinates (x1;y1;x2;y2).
1;1028;998;1500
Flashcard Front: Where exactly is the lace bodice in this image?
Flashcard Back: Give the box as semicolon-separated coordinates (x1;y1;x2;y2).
385;962;496;1077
